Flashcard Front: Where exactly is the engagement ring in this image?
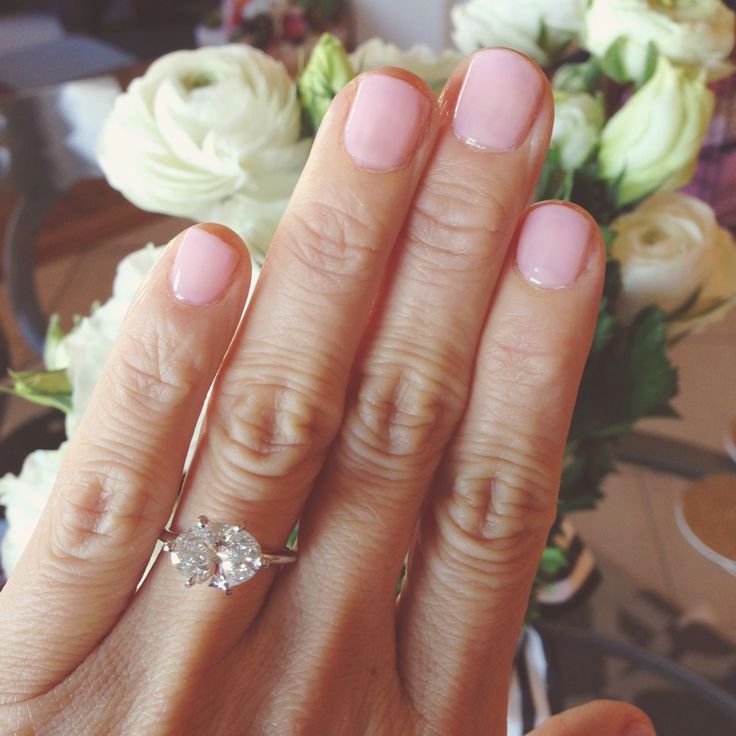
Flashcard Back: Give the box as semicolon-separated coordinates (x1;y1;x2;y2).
160;515;297;594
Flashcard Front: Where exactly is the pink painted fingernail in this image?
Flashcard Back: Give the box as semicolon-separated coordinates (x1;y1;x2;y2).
516;204;591;289
344;74;429;171
453;48;543;151
170;227;239;305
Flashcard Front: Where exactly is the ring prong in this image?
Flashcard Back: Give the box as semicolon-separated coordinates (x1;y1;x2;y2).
162;542;172;553
196;515;209;528
185;577;196;588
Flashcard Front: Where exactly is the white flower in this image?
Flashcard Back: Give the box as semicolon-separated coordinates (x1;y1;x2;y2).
551;91;604;169
63;244;163;436
583;0;735;82
97;45;311;262
611;192;736;336
599;57;713;205
0;444;67;576
350;39;461;92
451;0;587;66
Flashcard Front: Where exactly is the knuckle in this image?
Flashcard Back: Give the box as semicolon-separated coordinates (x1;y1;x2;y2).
484;314;581;392
48;450;165;573
279;196;383;292
106;329;199;419
407;170;510;271
345;357;466;474
211;376;339;491
436;434;561;585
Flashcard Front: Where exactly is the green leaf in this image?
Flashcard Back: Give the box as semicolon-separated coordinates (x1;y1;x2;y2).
622;307;679;418
287;524;299;548
539;546;567;576
603;258;623;305
638;42;659;89
600;225;617;253
592;297;617;354
1;368;72;413
535;148;574;201
601;36;631;84
560;437;616;505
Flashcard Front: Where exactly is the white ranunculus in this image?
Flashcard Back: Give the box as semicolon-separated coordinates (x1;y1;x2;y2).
551;91;605;169
97;45;311;262
63;244;163;436
599;57;713;205
0;444;67;576
350;39;461;92
584;0;735;82
452;0;588;66
611;192;736;336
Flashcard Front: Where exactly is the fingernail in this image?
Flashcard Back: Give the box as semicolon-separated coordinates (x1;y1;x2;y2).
623;721;656;736
170;226;239;305
453;48;543;151
516;204;591;289
344;74;429;171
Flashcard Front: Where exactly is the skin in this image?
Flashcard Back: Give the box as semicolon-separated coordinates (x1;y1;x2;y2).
0;53;656;735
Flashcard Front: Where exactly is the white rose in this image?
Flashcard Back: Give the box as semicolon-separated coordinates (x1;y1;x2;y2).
599;57;713;205
452;0;587;66
551;91;605;169
97;45;311;262
583;0;735;82
611;192;736;336
0;444;67;576
350;39;461;92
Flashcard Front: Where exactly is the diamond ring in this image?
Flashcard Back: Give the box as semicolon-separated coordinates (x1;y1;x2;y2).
160;515;297;594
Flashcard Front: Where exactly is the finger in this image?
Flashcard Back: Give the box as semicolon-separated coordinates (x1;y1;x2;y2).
399;203;605;731
142;71;439;616
0;225;251;699
530;700;655;736
289;48;553;617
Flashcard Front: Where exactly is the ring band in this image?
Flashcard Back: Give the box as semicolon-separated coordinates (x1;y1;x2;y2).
160;515;297;594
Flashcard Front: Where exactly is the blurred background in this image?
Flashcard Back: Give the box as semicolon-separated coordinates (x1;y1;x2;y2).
0;1;735;734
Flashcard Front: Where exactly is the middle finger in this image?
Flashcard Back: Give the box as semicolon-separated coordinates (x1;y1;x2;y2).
291;49;552;606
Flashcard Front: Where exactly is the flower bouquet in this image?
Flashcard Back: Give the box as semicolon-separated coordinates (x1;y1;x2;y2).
2;0;736;730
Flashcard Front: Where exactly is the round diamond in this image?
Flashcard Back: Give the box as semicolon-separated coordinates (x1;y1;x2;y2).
211;526;262;590
170;527;217;584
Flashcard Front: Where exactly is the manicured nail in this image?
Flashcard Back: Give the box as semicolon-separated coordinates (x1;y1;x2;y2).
623;721;656;736
344;74;429;171
453;48;543;151
170;227;239;305
516;204;591;289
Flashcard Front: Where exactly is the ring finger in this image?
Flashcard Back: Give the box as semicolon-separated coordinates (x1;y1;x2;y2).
140;70;440;632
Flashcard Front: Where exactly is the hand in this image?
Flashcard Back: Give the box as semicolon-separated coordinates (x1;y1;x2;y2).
0;49;655;736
